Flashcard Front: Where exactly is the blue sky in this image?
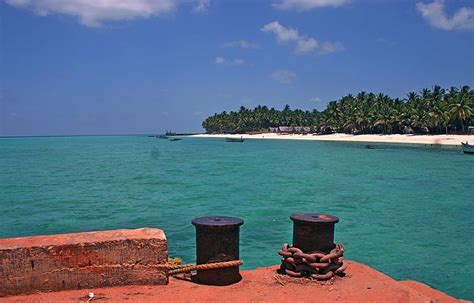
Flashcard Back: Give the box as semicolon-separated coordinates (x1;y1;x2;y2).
1;0;473;136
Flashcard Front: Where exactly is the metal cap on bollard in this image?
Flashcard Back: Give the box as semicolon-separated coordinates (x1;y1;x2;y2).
290;213;339;253
192;216;244;286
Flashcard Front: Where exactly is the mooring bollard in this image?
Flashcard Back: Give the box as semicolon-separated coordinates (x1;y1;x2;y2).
290;213;339;253
192;216;244;285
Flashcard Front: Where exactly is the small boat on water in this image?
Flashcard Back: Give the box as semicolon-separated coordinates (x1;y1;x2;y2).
170;138;182;141
226;137;244;143
148;135;168;139
149;134;168;139
461;142;474;154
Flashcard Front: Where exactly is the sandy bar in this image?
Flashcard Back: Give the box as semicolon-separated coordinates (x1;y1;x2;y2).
192;133;472;146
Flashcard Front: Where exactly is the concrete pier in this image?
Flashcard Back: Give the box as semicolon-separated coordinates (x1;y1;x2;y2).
0;228;168;297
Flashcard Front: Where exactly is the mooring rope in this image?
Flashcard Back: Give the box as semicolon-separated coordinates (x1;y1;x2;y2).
167;260;243;276
278;243;346;280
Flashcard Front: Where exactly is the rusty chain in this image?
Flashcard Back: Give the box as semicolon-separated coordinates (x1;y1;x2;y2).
278;243;347;280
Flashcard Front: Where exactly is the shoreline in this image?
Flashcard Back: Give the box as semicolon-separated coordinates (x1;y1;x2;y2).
191;133;472;146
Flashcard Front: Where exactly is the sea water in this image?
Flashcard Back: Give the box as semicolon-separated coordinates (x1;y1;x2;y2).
1;136;473;299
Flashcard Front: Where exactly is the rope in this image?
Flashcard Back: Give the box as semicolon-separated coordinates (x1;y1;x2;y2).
167;260;243;276
278;243;346;280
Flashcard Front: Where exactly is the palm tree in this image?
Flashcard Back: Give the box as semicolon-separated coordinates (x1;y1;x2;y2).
449;86;473;133
201;85;473;135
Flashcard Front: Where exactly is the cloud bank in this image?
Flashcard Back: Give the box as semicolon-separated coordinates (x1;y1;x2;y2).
416;0;474;31
222;40;260;49
271;69;297;84
262;21;343;55
214;56;245;65
192;0;210;13
5;0;210;27
273;0;349;11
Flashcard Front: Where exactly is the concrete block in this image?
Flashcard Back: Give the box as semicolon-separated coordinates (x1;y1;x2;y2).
0;228;168;296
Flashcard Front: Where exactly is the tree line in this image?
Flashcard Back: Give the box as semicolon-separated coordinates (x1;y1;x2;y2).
202;85;473;135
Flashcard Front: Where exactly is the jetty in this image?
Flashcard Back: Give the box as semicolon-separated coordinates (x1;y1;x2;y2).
0;262;459;303
0;214;464;302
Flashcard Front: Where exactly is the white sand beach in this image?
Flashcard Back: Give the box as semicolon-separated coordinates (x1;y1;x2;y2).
192;133;472;146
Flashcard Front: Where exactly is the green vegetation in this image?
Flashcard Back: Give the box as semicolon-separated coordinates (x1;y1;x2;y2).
202;85;474;135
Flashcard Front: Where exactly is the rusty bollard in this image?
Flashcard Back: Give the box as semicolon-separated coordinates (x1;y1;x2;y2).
192;216;244;285
290;213;339;253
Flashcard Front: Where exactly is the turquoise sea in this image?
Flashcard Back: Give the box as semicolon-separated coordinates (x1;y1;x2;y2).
1;136;473;299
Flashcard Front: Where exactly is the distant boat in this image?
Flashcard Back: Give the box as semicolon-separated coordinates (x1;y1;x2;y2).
226;137;244;143
170;138;182;141
461;142;474;154
148;135;168;139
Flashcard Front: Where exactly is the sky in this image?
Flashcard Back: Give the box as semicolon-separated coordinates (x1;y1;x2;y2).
1;0;473;136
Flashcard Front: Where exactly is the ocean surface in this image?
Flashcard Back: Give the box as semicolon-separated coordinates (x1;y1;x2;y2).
1;135;473;299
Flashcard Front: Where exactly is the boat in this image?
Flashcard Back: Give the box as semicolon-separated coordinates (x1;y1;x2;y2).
226;137;244;143
170;138;182;141
148;135;168;139
461;142;474;154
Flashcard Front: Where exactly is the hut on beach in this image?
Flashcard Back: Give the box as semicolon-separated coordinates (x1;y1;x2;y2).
403;126;414;134
278;126;293;133
270;126;312;134
268;127;279;133
292;126;311;134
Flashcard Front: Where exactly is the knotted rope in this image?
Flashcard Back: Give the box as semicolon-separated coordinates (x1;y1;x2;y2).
278;243;346;280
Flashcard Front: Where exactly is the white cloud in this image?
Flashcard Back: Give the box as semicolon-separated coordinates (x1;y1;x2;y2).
262;21;300;43
271;69;297;84
317;41;344;55
192;0;210;13
296;37;318;53
417;0;474;31
233;58;245;65
310;96;322;102
376;38;397;47
273;0;349;11
4;0;209;27
214;56;245;65
222;40;260;49
262;21;342;55
214;56;226;64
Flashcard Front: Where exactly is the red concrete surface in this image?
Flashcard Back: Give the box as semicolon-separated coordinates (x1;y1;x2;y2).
0;229;167;249
0;261;461;303
0;228;168;296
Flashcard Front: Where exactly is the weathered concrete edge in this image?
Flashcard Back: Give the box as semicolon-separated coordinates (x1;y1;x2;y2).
0;228;166;250
0;228;168;297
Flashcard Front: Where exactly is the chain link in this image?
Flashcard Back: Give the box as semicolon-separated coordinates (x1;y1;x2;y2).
278;243;347;280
